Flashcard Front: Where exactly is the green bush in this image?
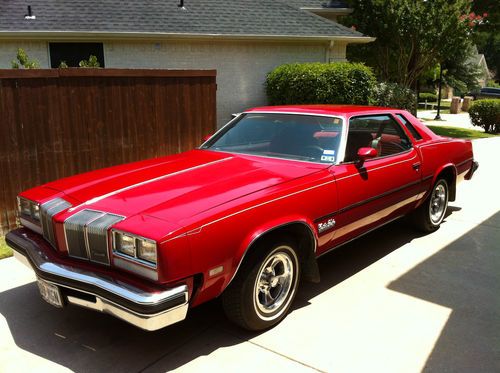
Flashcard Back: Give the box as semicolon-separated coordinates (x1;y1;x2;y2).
11;48;39;69
266;62;376;105
79;55;100;68
469;99;500;133
418;92;438;102
371;82;417;113
486;80;500;88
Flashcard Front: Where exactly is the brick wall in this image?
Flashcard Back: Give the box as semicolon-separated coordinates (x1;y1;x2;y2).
0;39;349;127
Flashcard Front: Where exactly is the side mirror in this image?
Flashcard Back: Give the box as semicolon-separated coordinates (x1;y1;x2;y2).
203;134;213;142
356;147;377;165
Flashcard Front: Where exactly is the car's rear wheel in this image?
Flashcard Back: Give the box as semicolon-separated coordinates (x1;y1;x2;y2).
412;178;449;232
222;237;300;331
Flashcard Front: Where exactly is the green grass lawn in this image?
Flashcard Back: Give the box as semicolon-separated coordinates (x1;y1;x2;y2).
0;236;13;259
427;125;498;139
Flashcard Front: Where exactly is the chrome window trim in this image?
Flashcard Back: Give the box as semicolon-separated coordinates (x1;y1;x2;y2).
343;113;414;164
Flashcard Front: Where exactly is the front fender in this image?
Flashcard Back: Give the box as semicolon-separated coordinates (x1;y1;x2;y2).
228;216;318;285
188;214;317;307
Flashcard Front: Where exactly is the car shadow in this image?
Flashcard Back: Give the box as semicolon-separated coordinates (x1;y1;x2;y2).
387;211;500;372
0;208;465;372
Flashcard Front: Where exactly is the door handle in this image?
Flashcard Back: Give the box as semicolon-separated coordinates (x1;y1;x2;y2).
412;162;421;170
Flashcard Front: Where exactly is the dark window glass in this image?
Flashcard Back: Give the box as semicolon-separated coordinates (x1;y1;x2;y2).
49;43;105;68
344;115;412;162
396;114;423;140
204;113;343;163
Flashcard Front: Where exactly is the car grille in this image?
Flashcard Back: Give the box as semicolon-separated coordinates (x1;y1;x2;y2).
64;209;123;265
40;198;72;247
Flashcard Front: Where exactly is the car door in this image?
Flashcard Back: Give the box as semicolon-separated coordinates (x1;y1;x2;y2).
325;113;422;250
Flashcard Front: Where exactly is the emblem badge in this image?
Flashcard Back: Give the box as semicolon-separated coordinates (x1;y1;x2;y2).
317;218;336;233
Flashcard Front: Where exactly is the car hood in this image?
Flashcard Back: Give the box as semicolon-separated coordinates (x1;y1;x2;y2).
44;150;325;223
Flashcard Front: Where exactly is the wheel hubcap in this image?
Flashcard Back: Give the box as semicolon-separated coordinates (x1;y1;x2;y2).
430;183;447;224
254;250;294;315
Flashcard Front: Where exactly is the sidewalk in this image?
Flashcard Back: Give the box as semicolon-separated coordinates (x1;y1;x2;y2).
417;110;482;131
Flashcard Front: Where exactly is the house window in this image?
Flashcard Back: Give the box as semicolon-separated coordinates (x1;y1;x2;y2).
49;43;105;68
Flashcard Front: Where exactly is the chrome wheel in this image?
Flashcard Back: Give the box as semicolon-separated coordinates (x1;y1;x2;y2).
429;182;448;225
253;247;296;319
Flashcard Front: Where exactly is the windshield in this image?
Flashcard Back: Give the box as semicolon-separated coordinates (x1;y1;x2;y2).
202;113;344;164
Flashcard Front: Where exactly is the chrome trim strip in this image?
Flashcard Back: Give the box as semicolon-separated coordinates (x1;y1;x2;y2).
317;215;404;258
113;256;158;281
19;217;43;235
65;293;188;331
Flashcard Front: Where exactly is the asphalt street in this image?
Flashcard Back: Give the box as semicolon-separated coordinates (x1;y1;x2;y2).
1;137;499;373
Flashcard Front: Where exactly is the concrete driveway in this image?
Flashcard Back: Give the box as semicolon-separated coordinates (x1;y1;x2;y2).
1;138;499;373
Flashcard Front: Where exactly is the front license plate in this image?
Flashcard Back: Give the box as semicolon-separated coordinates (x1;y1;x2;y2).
37;278;63;308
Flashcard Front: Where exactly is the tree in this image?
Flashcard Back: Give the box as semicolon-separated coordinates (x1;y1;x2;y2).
441;45;482;94
344;0;479;89
471;0;499;79
11;48;40;69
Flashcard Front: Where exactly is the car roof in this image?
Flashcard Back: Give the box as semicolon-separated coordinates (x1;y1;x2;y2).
245;105;404;116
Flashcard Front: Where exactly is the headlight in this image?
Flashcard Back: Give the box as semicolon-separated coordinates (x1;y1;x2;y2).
115;233;136;257
17;197;40;222
113;231;157;266
137;239;157;264
32;204;40;220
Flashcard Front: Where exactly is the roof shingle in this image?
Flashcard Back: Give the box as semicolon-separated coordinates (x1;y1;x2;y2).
0;0;365;39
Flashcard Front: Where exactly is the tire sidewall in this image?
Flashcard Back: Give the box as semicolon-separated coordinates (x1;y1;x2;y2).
242;241;300;329
427;179;449;228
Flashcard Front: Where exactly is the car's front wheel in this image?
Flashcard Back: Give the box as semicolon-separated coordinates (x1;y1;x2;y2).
412;178;449;232
222;238;300;331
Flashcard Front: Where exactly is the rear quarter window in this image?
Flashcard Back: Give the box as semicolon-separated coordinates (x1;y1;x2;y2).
396;114;423;140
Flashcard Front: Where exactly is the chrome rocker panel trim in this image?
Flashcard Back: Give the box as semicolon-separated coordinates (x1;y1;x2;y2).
7;229;189;331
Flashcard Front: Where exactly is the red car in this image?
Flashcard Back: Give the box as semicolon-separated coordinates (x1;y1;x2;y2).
7;105;478;331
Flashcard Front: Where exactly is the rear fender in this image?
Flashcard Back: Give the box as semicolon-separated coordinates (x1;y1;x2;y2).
429;163;457;201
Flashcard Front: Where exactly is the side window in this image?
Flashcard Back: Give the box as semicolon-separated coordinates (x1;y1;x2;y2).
396;114;423;140
344;115;412;162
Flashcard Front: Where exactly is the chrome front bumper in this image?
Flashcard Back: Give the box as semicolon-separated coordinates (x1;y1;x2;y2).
6;229;189;331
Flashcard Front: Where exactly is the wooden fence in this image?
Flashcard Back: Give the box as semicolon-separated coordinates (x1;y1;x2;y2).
0;68;216;234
